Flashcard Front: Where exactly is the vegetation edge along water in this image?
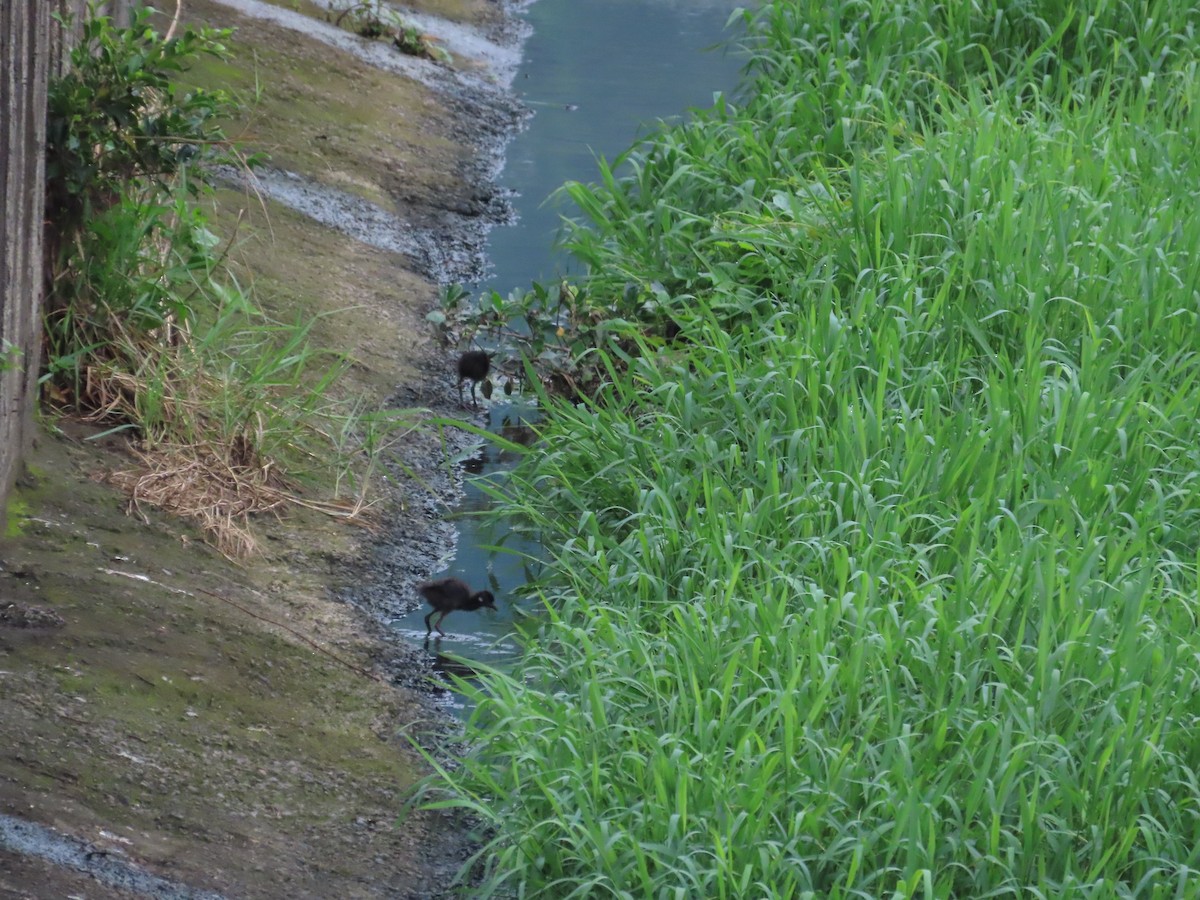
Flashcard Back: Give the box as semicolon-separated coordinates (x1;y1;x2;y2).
428;1;1200;896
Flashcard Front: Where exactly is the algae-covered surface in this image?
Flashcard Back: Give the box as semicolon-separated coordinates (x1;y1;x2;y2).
0;0;522;895
209;186;435;400
186;0;478;212
0;433;472;898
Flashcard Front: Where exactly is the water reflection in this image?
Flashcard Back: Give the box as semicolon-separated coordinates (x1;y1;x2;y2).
483;0;747;290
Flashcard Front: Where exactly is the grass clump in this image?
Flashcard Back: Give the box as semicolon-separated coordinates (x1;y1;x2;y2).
327;1;450;62
42;4;407;554
421;0;1200;895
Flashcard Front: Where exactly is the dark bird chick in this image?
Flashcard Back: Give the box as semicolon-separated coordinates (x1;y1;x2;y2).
418;577;497;637
457;350;491;408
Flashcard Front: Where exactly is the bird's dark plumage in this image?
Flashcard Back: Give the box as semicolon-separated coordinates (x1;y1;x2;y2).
457;350;491;408
418;577;496;637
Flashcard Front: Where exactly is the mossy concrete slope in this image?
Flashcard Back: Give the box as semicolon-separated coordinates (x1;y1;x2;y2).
0;0;520;895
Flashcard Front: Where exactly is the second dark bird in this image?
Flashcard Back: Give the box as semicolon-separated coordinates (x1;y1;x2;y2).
418;577;497;637
457;350;490;408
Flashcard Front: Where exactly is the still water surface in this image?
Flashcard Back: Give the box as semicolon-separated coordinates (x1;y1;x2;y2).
391;0;746;706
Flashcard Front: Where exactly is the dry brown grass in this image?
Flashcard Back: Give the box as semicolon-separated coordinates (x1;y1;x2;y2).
47;305;388;559
106;441;289;557
105;438;378;558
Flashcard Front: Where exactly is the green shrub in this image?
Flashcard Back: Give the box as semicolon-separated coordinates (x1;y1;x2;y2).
43;3;239;399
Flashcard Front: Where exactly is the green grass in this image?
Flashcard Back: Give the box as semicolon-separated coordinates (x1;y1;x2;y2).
42;8;418;553
421;1;1200;896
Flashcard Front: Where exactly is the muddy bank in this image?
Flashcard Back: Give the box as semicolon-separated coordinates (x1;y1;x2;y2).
0;0;528;896
205;0;529;286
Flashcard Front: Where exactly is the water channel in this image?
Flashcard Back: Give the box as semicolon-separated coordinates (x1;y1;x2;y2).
390;0;747;710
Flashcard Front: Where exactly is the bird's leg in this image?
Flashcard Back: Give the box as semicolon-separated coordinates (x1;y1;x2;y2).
424;609;436;636
434;611;449;637
457;378;465;407
470;381;478;409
